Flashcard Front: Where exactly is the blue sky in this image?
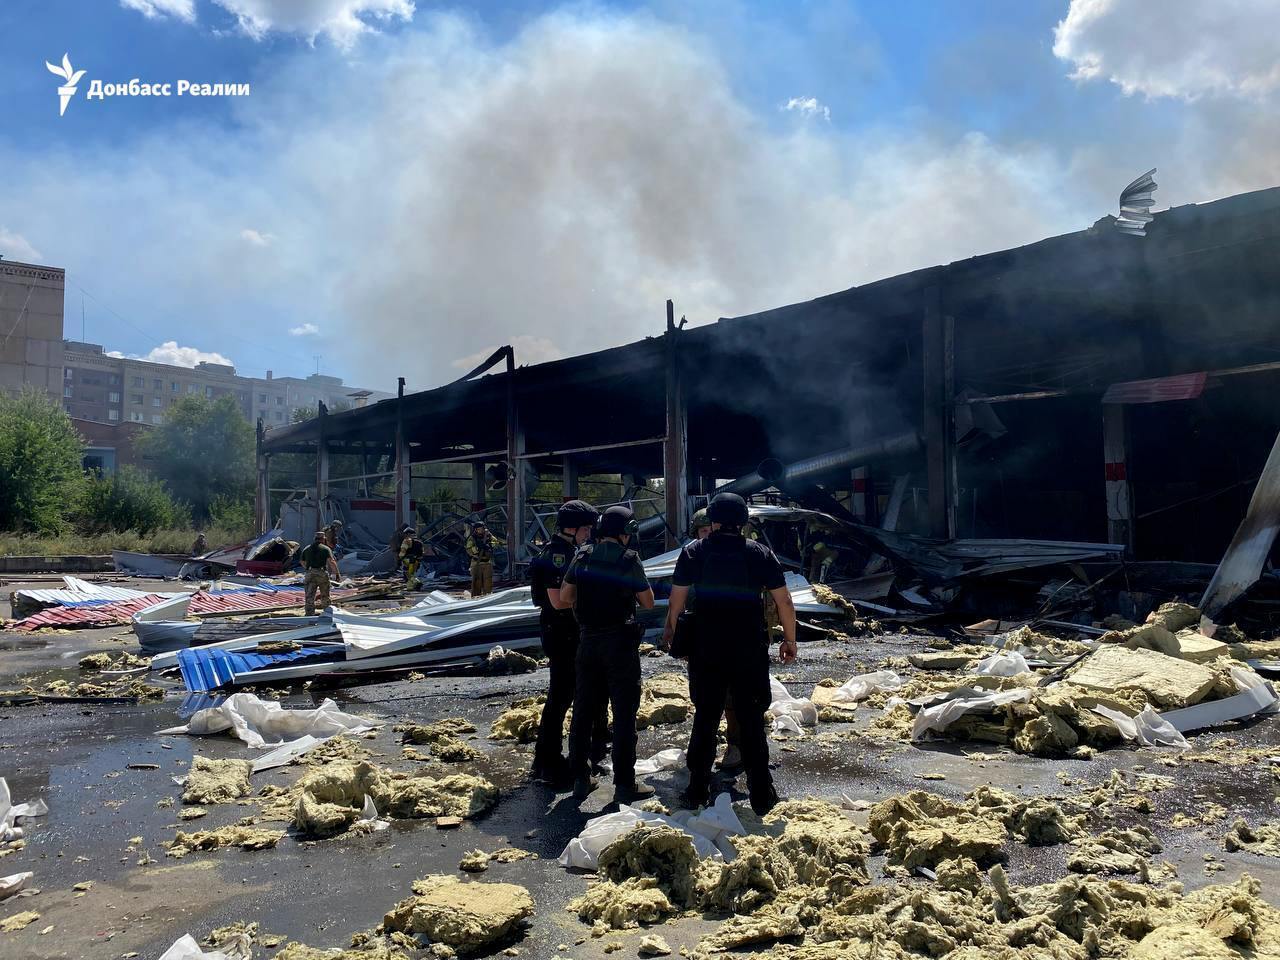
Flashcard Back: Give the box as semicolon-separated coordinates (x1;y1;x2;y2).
0;1;1275;389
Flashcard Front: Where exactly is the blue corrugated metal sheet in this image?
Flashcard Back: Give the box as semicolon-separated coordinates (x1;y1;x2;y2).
176;646;340;692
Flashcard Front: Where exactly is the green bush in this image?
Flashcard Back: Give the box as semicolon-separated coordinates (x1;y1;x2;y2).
0;389;86;534
207;495;255;541
140;395;254;523
75;466;191;535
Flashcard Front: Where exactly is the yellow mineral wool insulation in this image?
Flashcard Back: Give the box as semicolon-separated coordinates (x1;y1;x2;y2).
167;825;284;857
699;904;802;953
400;718;477;743
867;791;1008;869
183;756;252;804
1223;819;1280;857
487;697;545;742
382;875;533;953
637;674;692;729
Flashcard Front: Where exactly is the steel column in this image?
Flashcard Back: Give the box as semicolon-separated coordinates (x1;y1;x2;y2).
1103;402;1135;553
562;456;579;501
663;300;689;551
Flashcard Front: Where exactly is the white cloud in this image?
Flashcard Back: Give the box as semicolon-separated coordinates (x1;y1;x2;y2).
0;227;43;263
112;342;236;368
213;0;415;47
240;227;274;247
289;322;321;337
452;336;564;372
120;0;196;21
783;96;830;121
1054;0;1280;99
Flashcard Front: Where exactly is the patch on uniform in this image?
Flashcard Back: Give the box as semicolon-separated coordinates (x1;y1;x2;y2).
552;553;567;568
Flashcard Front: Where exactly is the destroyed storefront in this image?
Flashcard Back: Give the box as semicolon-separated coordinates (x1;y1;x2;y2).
258;186;1280;625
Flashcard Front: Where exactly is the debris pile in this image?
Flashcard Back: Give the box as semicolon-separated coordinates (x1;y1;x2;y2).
382;874;534;953
487;697;546;742
636;674;692;729
183;757;253;805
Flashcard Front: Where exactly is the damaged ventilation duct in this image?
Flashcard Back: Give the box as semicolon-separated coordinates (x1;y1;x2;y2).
1116;168;1158;237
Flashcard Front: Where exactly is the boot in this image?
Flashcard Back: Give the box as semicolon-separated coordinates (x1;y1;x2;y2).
572;775;598;800
749;781;780;816
679;780;709;811
612;781;655;806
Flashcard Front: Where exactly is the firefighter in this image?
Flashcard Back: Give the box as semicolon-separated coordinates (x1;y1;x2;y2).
464;522;501;597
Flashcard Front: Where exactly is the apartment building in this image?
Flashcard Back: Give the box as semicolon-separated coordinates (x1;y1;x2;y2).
0;259;65;397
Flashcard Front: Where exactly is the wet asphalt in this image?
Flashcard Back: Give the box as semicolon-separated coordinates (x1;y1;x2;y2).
1;575;1279;960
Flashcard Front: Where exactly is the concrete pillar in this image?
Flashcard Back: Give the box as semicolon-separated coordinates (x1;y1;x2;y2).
663;300;689;551
922;287;956;539
1103;403;1135;553
562;456;579;501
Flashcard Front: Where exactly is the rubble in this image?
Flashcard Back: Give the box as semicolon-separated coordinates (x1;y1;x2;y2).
78;651;150;671
280;759;498;837
1068;646;1219;708
1222;819;1280;857
487;697;545;742
0;910;40;932
167;825;284;857
382;875;533;953
486;645;539;674
637;933;672;956
699;904;802;952
636;674;692;729
183;757;253;804
1067;826;1162;874
867;791;1008;869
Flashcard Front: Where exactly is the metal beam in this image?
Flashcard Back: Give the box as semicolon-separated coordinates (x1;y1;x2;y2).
315;401;330;503
505;349;526;577
516;435;666;460
663;300;689;551
922;286;956;539
562;456;579;500
255;420;270;534
394;378;408;529
471;462;486;512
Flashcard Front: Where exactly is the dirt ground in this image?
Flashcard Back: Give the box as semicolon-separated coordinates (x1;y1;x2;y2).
1;574;1279;959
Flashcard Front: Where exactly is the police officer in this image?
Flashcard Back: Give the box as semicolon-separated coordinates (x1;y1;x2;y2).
662;492;797;814
529;500;607;784
560;505;655;804
684;507;742;770
465;522;501;597
300;529;340;616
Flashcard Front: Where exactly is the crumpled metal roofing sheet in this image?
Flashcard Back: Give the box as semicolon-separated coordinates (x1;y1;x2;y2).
11;595;172;630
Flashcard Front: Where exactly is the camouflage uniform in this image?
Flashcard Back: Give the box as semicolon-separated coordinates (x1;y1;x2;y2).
299;540;335;616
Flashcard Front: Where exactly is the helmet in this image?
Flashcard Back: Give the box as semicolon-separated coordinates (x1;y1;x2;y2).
689;508;710;532
598;505;638;538
706;492;749;527
313;529;326;541
557;499;599;529
330;519;343;527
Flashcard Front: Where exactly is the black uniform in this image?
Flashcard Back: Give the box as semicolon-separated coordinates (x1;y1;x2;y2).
529;534;607;777
672;530;786;801
564;540;649;787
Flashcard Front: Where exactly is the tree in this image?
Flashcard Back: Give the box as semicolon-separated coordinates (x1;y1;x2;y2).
0;389;86;533
141;395;254;523
76;466;190;534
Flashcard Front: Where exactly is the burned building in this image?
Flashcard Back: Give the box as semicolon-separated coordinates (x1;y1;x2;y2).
259;184;1280;574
